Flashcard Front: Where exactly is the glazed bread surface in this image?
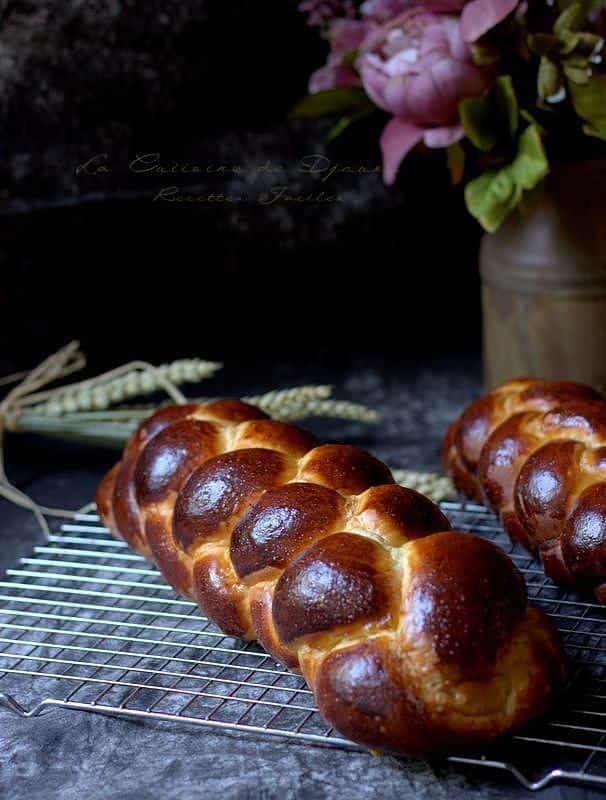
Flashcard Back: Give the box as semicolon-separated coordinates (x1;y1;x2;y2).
443;377;606;598
97;399;565;756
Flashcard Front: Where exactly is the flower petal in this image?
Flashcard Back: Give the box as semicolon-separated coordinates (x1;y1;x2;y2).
417;0;465;11
444;15;473;62
380;117;424;184
383;76;412;117
330;19;370;53
429;57;492;119
406;71;447;126
423;124;464;148
309;65;360;93
359;54;391;110
460;0;518;43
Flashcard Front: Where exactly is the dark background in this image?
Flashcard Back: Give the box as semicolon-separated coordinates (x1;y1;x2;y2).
0;0;482;378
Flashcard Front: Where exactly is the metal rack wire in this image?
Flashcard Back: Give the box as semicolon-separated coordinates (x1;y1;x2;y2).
2;501;606;790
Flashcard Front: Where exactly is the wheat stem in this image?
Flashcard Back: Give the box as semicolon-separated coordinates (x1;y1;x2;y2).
28;359;223;417
392;469;456;502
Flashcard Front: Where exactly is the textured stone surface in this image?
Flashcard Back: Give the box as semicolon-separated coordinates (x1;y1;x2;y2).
0;356;599;799
0;0;471;255
0;1;483;376
0;0;396;219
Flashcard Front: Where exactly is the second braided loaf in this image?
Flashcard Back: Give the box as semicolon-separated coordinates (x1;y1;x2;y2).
443;377;606;599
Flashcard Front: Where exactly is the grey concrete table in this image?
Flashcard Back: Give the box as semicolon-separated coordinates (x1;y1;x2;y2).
0;356;602;799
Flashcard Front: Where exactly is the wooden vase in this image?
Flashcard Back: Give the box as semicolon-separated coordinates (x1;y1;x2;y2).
481;162;606;393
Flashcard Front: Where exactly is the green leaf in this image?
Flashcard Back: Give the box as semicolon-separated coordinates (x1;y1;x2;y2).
325;107;373;142
582;123;606;141
558;30;582;54
511;125;549;190
459;95;496;151
446;142;466;185
459;76;518;152
554;2;585;35
290;88;372;120
495;76;520;139
538;56;562;99
563;63;590;83
565;54;592;67
465;168;521;232
569;74;606;135
464;125;548;232
576;32;603;55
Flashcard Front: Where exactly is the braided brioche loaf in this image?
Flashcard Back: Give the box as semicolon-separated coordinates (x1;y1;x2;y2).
97;399;564;756
443;378;606;599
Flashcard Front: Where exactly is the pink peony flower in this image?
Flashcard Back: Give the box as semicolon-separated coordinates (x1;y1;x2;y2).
309;61;361;91
309;18;371;91
306;1;411;92
362;0;518;40
451;0;519;43
299;0;357;27
358;9;494;183
360;0;411;23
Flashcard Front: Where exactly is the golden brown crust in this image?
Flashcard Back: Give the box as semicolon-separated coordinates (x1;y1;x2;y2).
172;449;293;552
403;532;526;670
444;377;606;596
273;532;397;645
232;419;318;457
145;512;194;598
249;582;300;669
312;637;436;756
230;482;346;580
477;412;542;551
134;419;223;506
299;444;394;494
355;485;451;545
561;482;606;583
196;399;269;424
98;398;565;756
95;463;118;531
192;547;254;638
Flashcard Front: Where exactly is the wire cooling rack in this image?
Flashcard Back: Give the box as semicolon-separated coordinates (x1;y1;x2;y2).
2;502;606;790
